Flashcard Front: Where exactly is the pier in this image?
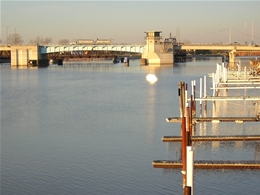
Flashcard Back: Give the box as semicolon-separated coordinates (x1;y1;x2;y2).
152;61;260;194
152;160;260;169
166;116;259;123
162;135;260;142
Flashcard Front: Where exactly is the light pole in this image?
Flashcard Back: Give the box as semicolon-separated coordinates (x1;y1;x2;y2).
6;26;9;45
176;26;180;43
229;27;232;44
14;28;16;44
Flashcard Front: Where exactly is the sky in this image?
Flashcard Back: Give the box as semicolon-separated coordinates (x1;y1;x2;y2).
1;1;260;44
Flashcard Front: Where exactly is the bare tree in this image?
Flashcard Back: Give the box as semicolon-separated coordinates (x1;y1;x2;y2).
29;36;42;45
183;39;191;44
42;37;52;45
29;36;53;45
58;39;70;45
7;33;23;45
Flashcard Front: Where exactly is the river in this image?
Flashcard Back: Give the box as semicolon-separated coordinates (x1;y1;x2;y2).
1;57;259;195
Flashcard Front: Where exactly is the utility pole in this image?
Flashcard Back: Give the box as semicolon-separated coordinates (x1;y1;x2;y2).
252;20;254;45
6;26;9;45
176;26;180;43
245;22;247;45
229;27;232;44
14;28;16;44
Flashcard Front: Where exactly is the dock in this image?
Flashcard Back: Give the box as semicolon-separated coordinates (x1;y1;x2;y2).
193;96;260;101
166;117;259;123
152;160;260;169
162;135;260;142
152;62;260;193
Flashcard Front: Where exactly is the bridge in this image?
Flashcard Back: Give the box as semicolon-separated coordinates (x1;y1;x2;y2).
176;44;260;63
1;31;260;66
40;44;145;54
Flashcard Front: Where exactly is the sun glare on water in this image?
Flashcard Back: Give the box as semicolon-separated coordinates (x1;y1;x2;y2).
146;74;158;84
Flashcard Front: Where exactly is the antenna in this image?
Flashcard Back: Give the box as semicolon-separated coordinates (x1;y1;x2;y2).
229;27;232;44
245;22;247;45
176;26;180;42
252;20;254;45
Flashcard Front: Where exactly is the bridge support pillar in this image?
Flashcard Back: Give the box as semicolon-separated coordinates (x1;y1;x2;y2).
11;45;48;67
229;50;236;64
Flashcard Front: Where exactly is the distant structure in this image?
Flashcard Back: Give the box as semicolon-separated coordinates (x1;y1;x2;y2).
2;30;260;67
141;31;174;65
70;39;112;45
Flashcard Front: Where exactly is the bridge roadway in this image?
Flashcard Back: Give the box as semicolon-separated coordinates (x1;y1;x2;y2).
40;44;145;54
176;44;260;52
1;44;260;54
40;44;260;54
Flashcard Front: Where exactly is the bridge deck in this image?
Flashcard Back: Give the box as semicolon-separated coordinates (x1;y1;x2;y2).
40;44;145;54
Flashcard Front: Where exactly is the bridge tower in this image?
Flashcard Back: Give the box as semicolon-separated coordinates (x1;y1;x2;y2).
141;31;174;65
145;31;162;54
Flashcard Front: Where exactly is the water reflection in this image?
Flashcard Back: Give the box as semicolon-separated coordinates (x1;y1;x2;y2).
146;83;156;144
255;143;260;160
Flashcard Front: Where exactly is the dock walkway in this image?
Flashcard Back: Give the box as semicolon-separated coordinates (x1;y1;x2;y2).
166;117;259;123
153;63;260;174
152;160;260;169
162;135;260;142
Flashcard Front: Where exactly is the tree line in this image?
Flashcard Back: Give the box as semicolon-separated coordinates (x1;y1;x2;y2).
1;33;70;45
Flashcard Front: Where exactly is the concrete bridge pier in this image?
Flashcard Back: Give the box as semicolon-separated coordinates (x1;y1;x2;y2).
229;49;236;64
11;45;48;67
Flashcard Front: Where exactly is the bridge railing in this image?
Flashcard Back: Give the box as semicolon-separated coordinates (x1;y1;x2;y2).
40;44;146;54
180;43;259;47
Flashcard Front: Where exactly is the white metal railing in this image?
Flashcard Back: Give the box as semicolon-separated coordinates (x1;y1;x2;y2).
40;44;145;54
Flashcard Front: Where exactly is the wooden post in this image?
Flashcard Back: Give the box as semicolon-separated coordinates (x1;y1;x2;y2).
186;146;194;195
179;82;187;189
192;80;196;118
178;84;182;117
204;75;207;116
190;95;193;137
185;83;188;107
200;78;202;117
186;102;191;144
184;186;191;195
182;117;187;188
179;82;186;118
190;81;194;119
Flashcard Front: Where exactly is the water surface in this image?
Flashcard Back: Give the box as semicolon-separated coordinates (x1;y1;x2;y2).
1;57;259;195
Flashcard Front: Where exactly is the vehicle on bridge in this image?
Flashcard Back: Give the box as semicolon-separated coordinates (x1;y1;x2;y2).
70;39;112;45
95;39;112;45
70;39;95;45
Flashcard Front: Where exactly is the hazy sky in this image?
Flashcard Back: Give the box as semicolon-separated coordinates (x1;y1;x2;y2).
1;1;260;44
